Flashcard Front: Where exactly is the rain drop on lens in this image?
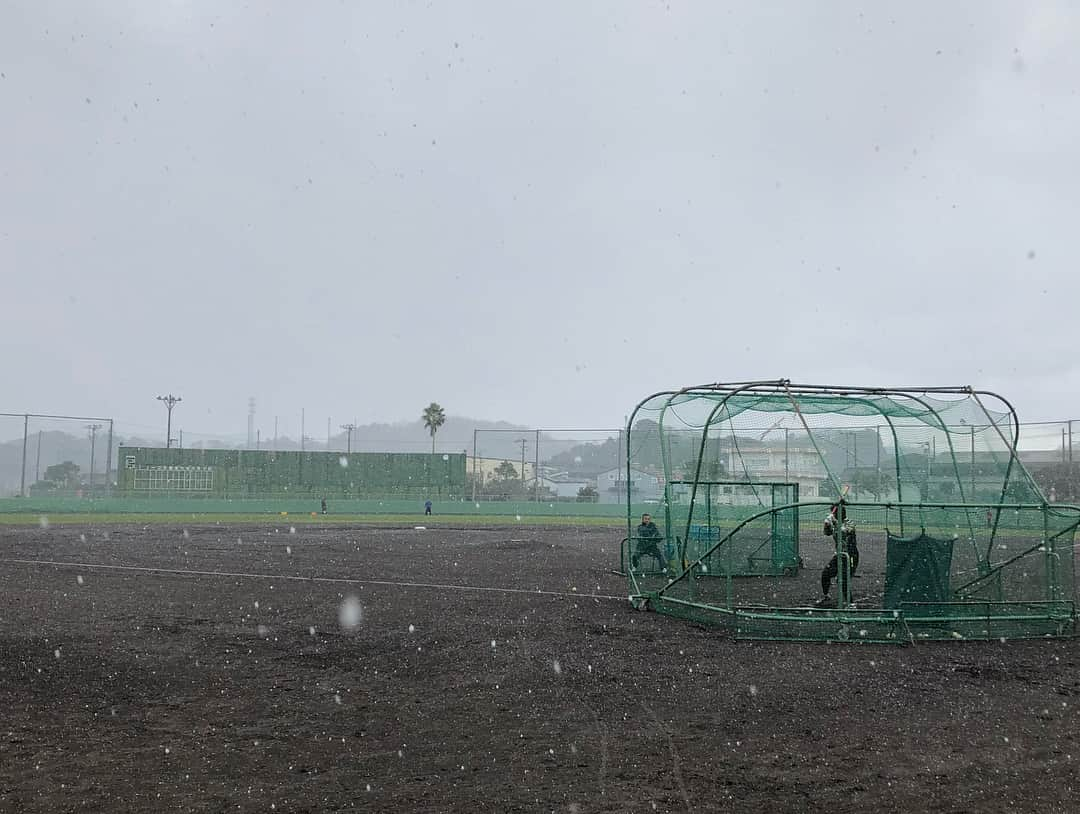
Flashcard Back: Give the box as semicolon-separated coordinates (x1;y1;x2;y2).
339;596;363;630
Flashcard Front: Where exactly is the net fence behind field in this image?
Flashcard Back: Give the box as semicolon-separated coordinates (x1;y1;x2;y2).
0;413;115;499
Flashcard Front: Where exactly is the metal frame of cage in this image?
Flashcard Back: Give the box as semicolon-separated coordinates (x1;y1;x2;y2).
622;380;1080;643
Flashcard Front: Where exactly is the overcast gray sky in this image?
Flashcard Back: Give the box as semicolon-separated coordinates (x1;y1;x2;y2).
3;1;1078;440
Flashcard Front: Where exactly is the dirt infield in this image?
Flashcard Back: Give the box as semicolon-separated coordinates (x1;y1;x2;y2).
1;522;1079;812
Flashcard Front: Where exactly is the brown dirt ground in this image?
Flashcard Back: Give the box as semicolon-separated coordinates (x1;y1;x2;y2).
1;522;1079;813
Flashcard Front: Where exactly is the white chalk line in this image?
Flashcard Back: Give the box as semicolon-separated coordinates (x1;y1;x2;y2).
0;558;625;602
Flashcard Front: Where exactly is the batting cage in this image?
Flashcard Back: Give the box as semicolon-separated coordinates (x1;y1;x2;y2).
622;380;1079;643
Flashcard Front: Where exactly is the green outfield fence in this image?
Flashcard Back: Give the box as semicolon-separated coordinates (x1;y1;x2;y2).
115;447;467;499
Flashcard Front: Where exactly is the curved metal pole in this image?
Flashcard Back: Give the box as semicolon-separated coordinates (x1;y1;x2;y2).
683;381;790;560
625;389;680;544
892;389;979;551
656;390;684;550
625;385;725;544
780;384;844;499
970;389;1036;562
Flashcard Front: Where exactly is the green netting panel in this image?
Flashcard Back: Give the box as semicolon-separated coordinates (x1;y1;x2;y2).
883;532;954;609
665;481;799;576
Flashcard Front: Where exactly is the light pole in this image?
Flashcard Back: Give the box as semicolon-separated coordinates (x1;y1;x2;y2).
156;394;182;449
86;423;102;494
341;423;357;454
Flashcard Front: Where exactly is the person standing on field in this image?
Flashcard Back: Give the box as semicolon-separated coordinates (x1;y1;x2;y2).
821;501;859;602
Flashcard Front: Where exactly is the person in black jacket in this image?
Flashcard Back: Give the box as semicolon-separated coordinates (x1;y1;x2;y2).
821;501;859;601
632;513;666;572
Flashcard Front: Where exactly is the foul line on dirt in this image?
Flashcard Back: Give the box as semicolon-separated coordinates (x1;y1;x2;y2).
0;558;626;602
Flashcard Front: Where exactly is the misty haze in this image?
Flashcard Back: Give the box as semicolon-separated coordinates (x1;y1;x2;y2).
3;3;1079;812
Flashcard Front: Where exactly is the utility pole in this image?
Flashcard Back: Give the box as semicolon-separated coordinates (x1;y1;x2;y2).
472;428;478;502
156;394;181;449
19;414;28;498
35;430;42;483
517;438;528;487
341;423;357;454
105;420;114;490
86;423;102;494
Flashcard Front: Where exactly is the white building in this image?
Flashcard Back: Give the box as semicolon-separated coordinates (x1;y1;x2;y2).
597;467;662;504
722;445;828;499
538;475;592;499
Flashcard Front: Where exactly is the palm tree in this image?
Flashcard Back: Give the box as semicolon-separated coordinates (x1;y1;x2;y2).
422;402;446;454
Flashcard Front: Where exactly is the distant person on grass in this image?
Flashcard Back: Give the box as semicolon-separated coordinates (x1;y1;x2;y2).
321;497;327;515
632;512;666;572
424;499;432;516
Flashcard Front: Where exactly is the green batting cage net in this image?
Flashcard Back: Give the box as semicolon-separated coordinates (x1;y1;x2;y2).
622;381;1079;643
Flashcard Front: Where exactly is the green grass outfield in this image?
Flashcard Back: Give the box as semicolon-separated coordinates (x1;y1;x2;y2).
0;512;627;527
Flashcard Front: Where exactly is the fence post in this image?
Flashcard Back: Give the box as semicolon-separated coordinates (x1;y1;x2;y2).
535;428;540;502
105;420;114;493
19;414;28;497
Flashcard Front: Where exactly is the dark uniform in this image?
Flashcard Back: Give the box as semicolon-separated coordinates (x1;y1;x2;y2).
632;515;666;572
821;503;859;599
